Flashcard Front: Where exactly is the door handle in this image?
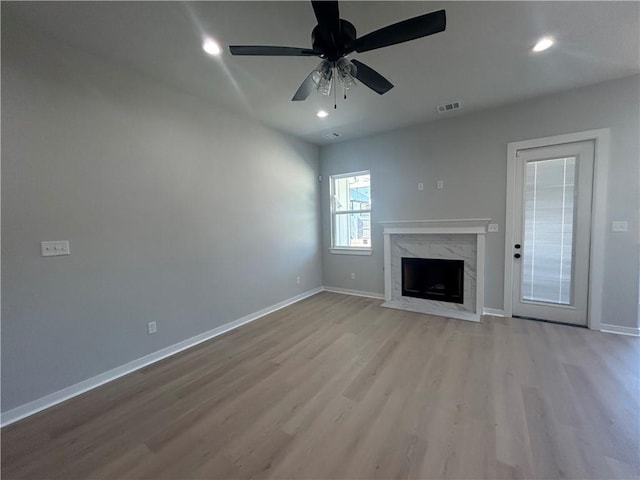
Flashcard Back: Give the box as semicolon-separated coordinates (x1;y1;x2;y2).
514;253;521;259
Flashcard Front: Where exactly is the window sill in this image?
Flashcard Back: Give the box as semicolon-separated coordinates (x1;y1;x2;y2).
330;248;372;256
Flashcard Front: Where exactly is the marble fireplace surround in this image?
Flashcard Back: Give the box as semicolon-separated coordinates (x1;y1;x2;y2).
381;219;490;322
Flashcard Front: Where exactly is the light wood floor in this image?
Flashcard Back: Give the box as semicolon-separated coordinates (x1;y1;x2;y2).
2;292;639;479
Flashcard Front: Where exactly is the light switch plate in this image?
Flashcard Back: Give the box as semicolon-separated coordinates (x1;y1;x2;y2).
611;221;628;232
488;223;499;233
418;182;424;191
436;180;444;189
41;241;70;257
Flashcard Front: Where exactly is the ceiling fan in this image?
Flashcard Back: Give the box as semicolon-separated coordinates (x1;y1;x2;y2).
229;1;446;103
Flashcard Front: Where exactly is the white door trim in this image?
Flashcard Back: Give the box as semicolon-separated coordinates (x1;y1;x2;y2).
504;128;610;331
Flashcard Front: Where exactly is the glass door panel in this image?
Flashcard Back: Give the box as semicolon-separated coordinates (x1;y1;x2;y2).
521;157;576;305
511;140;593;326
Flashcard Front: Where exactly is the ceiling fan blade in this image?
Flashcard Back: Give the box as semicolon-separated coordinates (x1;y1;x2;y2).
311;0;340;30
229;46;317;56
351;59;394;95
292;71;316;101
355;9;446;53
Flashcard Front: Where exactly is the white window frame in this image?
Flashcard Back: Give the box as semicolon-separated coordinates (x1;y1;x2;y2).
329;170;372;255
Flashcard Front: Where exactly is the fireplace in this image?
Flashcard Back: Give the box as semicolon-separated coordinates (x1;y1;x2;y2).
401;257;464;304
382;220;489;322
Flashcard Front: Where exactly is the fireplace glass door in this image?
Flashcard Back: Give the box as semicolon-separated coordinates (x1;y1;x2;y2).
402;258;464;304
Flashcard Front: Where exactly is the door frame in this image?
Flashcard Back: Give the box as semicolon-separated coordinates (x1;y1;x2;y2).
503;128;610;331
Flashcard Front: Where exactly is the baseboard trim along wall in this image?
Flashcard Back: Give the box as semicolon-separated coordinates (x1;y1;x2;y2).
1;286;324;427
322;286;385;300
599;323;640;337
482;308;506;317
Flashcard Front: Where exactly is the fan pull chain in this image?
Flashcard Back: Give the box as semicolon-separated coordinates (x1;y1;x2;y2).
334;68;337;109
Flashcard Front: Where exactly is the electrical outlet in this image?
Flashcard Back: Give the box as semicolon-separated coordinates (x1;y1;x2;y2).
488;223;499;233
436;180;444;189
350;272;356;280
296;276;301;284
147;321;157;334
41;241;70;257
417;182;424;191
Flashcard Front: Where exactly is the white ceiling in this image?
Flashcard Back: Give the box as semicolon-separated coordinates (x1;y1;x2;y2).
5;1;639;145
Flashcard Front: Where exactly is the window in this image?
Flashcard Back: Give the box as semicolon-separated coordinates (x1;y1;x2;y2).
330;171;371;254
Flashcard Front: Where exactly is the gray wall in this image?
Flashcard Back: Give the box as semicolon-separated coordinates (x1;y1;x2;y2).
321;75;640;328
2;20;322;411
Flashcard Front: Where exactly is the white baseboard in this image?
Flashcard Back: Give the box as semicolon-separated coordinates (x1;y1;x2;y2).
483;308;506;317
322;286;385;300
0;287;323;427
599;323;640;337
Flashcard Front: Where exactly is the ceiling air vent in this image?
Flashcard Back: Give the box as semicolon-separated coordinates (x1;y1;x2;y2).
436;101;461;114
322;132;341;139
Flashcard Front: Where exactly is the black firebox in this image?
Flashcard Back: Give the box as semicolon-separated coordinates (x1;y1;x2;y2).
401;257;464;304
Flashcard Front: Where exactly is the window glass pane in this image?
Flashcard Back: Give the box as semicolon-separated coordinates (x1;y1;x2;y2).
334;212;371;248
522;157;575;305
333;174;370;212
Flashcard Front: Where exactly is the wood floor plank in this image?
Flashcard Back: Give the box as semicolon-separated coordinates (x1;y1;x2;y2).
2;292;638;479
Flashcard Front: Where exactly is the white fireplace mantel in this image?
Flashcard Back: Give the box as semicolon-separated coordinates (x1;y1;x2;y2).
381;218;490;322
379;218;491;235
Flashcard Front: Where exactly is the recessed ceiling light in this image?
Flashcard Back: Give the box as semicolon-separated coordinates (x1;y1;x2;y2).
202;38;222;56
532;36;554;53
317;110;329;118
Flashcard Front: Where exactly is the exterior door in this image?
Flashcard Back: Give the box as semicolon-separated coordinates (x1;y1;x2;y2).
511;140;594;326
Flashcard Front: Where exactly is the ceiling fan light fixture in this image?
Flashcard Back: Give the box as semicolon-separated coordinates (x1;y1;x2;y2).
336;58;357;88
312;60;333;96
316;76;333;96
